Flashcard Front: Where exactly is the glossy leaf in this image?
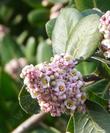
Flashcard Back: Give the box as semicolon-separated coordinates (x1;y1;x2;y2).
74;0;93;11
48;0;68;4
0;68;18;100
46;18;56;38
0;35;23;65
87;101;110;133
28;9;49;26
36;39;53;63
91;56;110;78
76;61;97;75
18;86;40;114
25;37;36;63
85;88;108;109
0;5;13;22
74;0;110;12
32;126;61;133
91;56;110;65
66;115;74;133
100;63;110;79
74;112;105;133
66;14;101;59
85;79;110;103
82;9;103;17
52;8;82;54
95;0;110;12
23;0;41;8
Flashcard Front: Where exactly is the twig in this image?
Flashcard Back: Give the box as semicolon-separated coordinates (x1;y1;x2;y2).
83;74;101;82
11;112;47;133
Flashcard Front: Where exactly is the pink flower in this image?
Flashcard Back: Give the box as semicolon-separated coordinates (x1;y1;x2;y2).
20;54;86;116
99;11;110;58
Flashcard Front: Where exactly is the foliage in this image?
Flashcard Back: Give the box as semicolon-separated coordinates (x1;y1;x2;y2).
0;0;110;133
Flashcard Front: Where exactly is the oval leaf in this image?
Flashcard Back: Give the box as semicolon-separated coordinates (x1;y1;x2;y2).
82;9;103;17
74;0;93;11
66;14;101;59
85;79;110;99
66;115;74;133
52;8;82;54
36;39;53;63
91;56;110;78
74;112;106;133
18;86;40;114
87;101;110;133
0;35;23;64
28;9;49;26
46;18;56;38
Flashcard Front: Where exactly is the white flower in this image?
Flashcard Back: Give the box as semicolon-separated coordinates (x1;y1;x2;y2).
54;80;66;95
64;99;76;111
101;39;110;49
29;89;38;99
104;50;110;58
41;76;50;88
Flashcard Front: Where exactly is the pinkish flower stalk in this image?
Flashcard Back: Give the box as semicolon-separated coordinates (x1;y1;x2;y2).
20;54;86;116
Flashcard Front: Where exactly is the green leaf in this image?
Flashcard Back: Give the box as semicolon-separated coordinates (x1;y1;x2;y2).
36;39;53;63
82;9;103;17
0;5;13;22
0;68;18;100
91;56;110;79
76;61;97;75
95;0;110;12
32;126;61;133
66;14;101;59
91;56;110;65
46;18;56;38
86;101;110;133
74;0;110;12
23;0;41;8
74;0;93;11
66;115;74;133
74;112;106;133
0;35;23;65
86;91;108;109
85;79;110;100
25;37;36;63
52;8;82;54
85;84;108;109
48;0;68;4
28;9;49;26
100;63;110;79
18;86;40;114
16;31;28;44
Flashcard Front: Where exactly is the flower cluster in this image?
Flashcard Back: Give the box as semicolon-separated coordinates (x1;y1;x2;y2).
99;11;110;58
20;54;86;116
5;58;27;79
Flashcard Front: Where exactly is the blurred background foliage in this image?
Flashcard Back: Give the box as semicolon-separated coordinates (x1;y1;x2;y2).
0;0;110;132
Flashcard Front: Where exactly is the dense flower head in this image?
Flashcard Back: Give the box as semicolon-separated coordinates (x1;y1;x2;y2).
99;11;110;58
20;54;86;116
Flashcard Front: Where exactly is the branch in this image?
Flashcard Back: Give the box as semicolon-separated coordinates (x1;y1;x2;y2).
11;112;47;133
83;74;101;82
